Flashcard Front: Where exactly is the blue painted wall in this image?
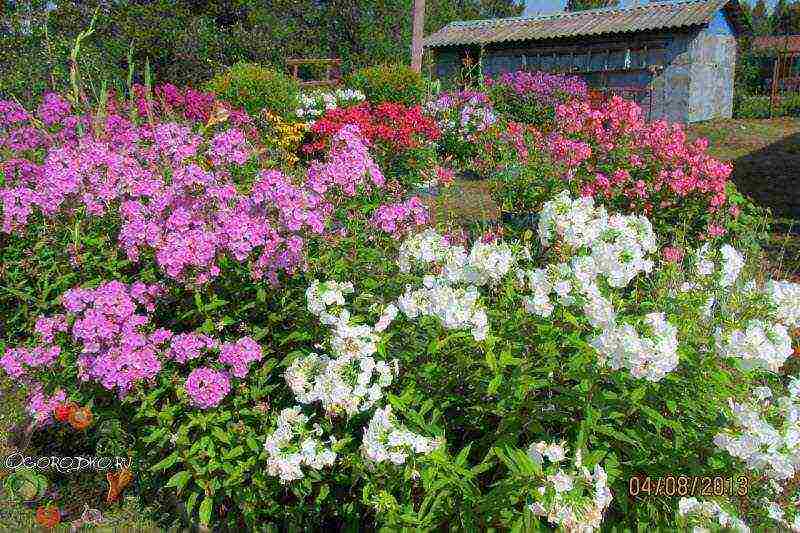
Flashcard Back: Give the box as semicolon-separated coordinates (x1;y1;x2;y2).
707;8;735;35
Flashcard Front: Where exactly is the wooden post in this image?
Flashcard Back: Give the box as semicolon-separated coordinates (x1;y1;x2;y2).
411;0;426;72
771;56;780;118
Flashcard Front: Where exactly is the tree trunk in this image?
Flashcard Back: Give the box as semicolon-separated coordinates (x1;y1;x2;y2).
411;0;426;72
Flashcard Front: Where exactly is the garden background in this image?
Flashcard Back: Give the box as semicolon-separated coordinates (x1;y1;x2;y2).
1;0;800;531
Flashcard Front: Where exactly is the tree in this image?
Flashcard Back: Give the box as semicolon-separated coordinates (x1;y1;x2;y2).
750;0;772;36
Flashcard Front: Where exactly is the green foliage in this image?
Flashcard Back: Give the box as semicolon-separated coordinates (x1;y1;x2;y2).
491;151;559;215
3;469;49;502
0;0;523;105
346;64;426;106
733;94;772;119
206;62;300;118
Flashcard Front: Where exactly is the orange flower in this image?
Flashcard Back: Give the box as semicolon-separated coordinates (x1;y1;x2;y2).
794;345;800;358
68;406;93;430
54;402;76;423
35;506;60;528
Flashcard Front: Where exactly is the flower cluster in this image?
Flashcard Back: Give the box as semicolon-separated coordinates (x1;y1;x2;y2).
714;381;800;480
1;89;394;285
677;497;750;532
714;320;793;373
544;96;733;240
295;88;365;123
590;313;680;382
306;124;385;197
538;192;657;288
2;281;262;407
485;70;588;107
395;229;523;340
425;91;496;141
694;243;745;288
263;406;336;483
185;367;231;409
369;196;429;237
398;279;489;341
766;280;800;328
361;405;442;465
527;442;613;533
305;102;439;154
26;385;67;427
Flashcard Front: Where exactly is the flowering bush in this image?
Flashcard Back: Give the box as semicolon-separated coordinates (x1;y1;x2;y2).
304;101;441;187
345;64;426;106
485;70;589;128
3;78;800;533
205;62;300;119
294;88;365;125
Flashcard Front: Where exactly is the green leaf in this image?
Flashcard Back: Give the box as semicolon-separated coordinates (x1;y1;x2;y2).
199;496;213;526
246;436;261;453
166;471;191;493
150;451;180;472
212;426;231;444
185;491;199;516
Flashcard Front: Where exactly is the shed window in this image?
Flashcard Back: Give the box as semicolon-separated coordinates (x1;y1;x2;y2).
647;47;666;67
589;50;606;71
608;49;626;70
573;52;588;72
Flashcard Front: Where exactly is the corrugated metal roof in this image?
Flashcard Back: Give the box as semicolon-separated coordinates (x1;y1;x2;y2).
424;0;746;48
752;35;800;55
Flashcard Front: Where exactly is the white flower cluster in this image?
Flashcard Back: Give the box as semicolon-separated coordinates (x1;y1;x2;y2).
677;497;750;533
714;381;800;481
694;243;745;288
295;281;400;415
396;229;520;340
766;499;800;532
714;319;793;373
306;280;354;319
362;405;442;465
517;259;616;329
295;88;365;122
766;280;800;329
267;280;442;482
398;279;489;341
538;192;657;288
398;229;515;286
527;443;613;533
263;406;336;483
590;313;679;382
538;191;605;249
285;350;397;416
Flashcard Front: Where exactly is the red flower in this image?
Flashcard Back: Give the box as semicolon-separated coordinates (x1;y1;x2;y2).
54;402;76;423
35;506;60;528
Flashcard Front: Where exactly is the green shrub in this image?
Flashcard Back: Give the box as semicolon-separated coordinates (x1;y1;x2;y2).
206;62;300;118
346;64;426;106
779;93;800;117
733;94;771;119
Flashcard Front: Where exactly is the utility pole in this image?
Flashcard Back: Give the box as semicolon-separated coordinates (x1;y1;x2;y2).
411;0;425;72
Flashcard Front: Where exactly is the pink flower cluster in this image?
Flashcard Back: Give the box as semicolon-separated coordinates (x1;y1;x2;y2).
370;196;429;237
546;96;733;238
307;124;385;196
218;337;263;378
485;70;588;106
1;93;393;285
2;280;265;409
185;367;231;409
26;385;67;427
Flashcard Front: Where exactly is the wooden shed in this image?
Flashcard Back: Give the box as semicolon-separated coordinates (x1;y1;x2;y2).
424;0;748;123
